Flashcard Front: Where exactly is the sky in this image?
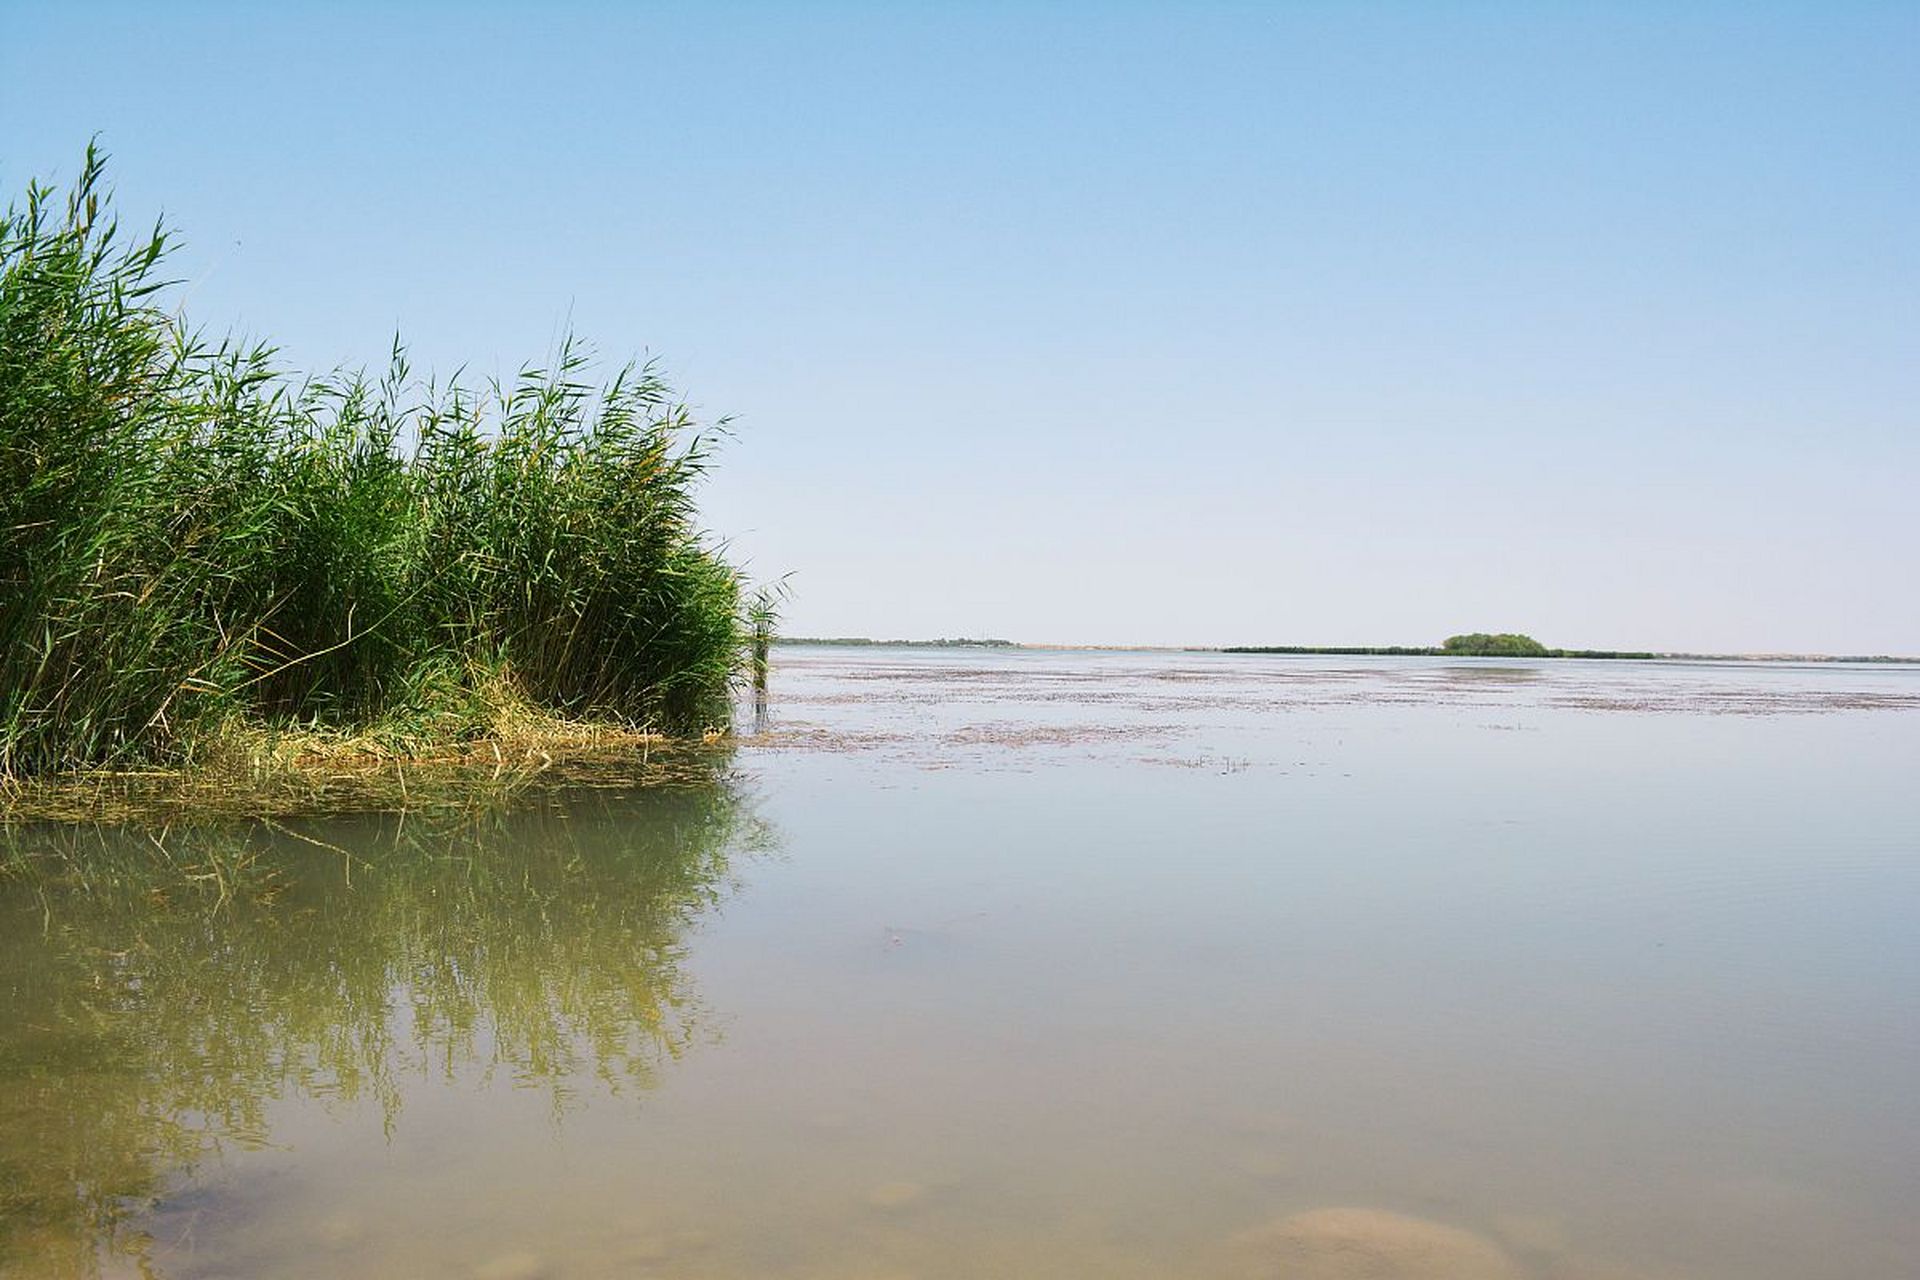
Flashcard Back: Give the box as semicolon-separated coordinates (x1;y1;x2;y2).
5;2;1916;653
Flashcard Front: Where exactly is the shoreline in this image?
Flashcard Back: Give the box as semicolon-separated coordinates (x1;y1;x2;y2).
0;720;732;826
12;644;1915;824
777;638;1920;665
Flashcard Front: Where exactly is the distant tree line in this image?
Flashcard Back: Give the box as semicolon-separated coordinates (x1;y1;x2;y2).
1223;633;1656;660
780;637;1015;648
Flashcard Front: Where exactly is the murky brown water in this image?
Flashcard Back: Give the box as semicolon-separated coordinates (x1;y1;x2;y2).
4;649;1918;1278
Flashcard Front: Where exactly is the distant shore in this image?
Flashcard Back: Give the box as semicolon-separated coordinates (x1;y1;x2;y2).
777;639;1919;664
1220;645;1658;659
781;637;1018;648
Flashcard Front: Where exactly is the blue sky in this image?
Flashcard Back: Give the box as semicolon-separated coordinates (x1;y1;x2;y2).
6;2;1916;652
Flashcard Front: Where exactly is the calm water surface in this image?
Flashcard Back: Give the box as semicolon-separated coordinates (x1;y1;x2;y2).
3;649;1917;1278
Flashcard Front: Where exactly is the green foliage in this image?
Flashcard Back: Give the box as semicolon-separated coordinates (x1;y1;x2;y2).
1;148;749;776
1441;632;1551;657
744;577;793;690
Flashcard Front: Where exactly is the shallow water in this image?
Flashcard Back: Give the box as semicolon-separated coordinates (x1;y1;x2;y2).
3;649;1918;1279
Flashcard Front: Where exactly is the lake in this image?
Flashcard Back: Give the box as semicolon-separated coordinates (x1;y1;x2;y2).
3;647;1917;1279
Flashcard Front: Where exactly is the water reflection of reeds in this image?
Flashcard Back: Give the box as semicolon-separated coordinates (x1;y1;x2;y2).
0;763;767;1277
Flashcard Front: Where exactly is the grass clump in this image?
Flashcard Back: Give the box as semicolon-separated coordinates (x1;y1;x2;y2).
1;147;754;780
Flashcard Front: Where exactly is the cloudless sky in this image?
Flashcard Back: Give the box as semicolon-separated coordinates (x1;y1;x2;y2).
6;1;1916;652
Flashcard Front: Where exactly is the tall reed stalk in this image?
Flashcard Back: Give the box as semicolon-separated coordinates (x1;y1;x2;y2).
1;147;753;777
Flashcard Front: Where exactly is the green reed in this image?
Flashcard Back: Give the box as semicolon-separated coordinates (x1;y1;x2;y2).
1;147;750;777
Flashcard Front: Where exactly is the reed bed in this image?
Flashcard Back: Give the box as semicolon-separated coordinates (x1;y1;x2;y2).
1;148;752;783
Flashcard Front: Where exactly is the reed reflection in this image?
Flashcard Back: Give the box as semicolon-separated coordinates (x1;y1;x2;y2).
0;760;764;1277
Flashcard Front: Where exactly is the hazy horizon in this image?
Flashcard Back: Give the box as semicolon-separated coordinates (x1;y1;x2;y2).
6;3;1915;654
775;635;1920;659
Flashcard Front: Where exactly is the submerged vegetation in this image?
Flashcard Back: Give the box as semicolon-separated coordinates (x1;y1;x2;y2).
1;149;758;783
